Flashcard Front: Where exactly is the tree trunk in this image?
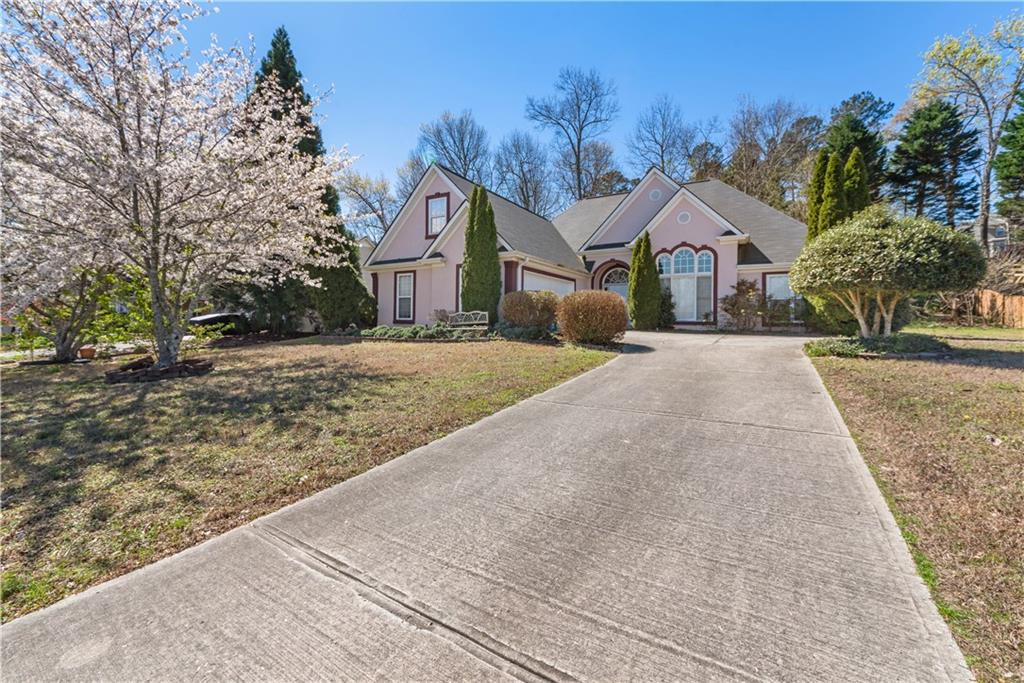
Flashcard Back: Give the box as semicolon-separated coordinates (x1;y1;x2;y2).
880;295;901;337
52;320;81;362
979;158;992;253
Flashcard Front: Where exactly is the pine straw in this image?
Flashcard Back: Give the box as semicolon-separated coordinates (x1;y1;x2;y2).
813;340;1024;681
0;337;612;621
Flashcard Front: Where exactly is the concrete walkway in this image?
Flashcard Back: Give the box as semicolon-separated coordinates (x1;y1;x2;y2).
2;332;969;681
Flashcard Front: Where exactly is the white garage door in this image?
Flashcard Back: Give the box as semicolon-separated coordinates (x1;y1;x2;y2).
522;271;576;298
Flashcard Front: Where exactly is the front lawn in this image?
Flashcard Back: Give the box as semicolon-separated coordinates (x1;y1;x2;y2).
0;338;612;621
813;339;1024;681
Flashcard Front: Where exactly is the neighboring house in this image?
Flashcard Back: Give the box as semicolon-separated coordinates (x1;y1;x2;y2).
363;164;806;326
960;215;1012;255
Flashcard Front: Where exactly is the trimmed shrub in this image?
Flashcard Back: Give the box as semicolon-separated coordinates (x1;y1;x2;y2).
556;290;628;345
500;290;558;328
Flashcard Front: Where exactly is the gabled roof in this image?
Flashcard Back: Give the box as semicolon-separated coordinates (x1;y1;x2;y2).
551;193;629;251
434;165;584;271
577;167;681;251
683;179;806;265
554;176;808;267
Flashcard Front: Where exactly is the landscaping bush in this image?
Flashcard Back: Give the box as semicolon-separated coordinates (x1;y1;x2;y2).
804;337;866;358
804;333;950;358
359;322;474;341
500;290;558;328
719;279;761;330
492;322;553;341
556;291;628;345
657;287;676;329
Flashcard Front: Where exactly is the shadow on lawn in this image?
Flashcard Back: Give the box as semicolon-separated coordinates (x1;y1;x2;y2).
0;356;394;564
914;345;1024;370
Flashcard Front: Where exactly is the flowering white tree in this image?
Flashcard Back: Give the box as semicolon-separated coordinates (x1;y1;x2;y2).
1;0;353;367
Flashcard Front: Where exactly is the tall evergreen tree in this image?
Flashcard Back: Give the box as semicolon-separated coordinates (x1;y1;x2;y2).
627;232;660;329
817;153;848;233
825;113;886;197
805;149;829;241
461;187;502;322
887;99;981;226
994;92;1024;230
843;147;871;215
244;27;370;332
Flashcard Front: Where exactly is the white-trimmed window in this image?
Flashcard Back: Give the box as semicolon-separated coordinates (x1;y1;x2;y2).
659;247;714;322
427;195;448;235
396;272;414;321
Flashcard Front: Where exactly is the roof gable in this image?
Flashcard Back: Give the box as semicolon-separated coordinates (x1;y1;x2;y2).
580;168;680;250
365;165;466;266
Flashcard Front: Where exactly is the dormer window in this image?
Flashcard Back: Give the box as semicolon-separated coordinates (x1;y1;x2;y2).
426;193;449;237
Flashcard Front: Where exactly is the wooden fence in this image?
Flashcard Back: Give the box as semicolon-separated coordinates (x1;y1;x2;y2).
975;289;1024;328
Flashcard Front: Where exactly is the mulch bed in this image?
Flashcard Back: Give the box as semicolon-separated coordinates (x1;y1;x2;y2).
104;356;213;383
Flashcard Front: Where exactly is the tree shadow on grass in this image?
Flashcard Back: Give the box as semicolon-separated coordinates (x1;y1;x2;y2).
1;356;396;566
907;346;1024;371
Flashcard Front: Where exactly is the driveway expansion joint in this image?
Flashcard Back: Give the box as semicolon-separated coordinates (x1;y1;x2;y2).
249;523;576;683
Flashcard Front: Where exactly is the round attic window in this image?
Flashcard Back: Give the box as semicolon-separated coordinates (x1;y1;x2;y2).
649;188;663;201
676;211;692;225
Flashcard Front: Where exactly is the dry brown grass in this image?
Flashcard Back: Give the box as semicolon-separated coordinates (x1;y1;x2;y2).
813;340;1024;681
0;337;612;621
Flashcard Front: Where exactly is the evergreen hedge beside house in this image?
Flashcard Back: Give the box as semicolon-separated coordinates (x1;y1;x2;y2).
461;187;502;323
627;232;661;330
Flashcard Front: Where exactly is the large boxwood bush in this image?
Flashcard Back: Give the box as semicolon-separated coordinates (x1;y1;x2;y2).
556;291;628;345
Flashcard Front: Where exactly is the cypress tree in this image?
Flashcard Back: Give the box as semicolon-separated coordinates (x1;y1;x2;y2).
817;153;848;234
627;232;660;330
843;147;871;215
461;187;502;323
805;149;829;241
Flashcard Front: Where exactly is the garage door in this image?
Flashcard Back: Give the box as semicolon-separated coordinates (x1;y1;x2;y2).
522;270;576;298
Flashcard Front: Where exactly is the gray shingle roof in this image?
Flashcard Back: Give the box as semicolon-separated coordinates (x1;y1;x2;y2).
551;193;628;250
436;166;584;271
683;179;807;265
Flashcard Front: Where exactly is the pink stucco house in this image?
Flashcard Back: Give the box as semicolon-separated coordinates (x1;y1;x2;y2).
363;164;806;326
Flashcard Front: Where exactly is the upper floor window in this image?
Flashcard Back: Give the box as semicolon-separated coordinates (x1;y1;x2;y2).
426;193;449;236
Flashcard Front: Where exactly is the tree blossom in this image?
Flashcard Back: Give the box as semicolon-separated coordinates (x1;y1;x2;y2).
1;0;353;366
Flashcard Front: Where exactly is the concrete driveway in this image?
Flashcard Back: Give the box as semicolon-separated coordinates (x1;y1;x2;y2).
2;332;969;681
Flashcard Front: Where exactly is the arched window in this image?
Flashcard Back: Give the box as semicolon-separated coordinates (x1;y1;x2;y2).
673;249;695;274
601;267;630;301
662;247;714;323
697;251;713;274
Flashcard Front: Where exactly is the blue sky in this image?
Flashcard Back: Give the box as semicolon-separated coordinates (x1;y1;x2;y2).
198;2;1015;183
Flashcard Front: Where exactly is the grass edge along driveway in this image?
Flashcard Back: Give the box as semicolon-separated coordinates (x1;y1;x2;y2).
1;337;613;622
812;338;1023;682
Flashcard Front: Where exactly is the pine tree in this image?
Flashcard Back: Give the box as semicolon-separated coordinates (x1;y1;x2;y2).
843;147;871;215
461;187;502;323
825;113;886;197
248;26;371;331
887;100;981;227
994;93;1024;230
805;149;829;241
627;232;660;330
817;153;848;233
